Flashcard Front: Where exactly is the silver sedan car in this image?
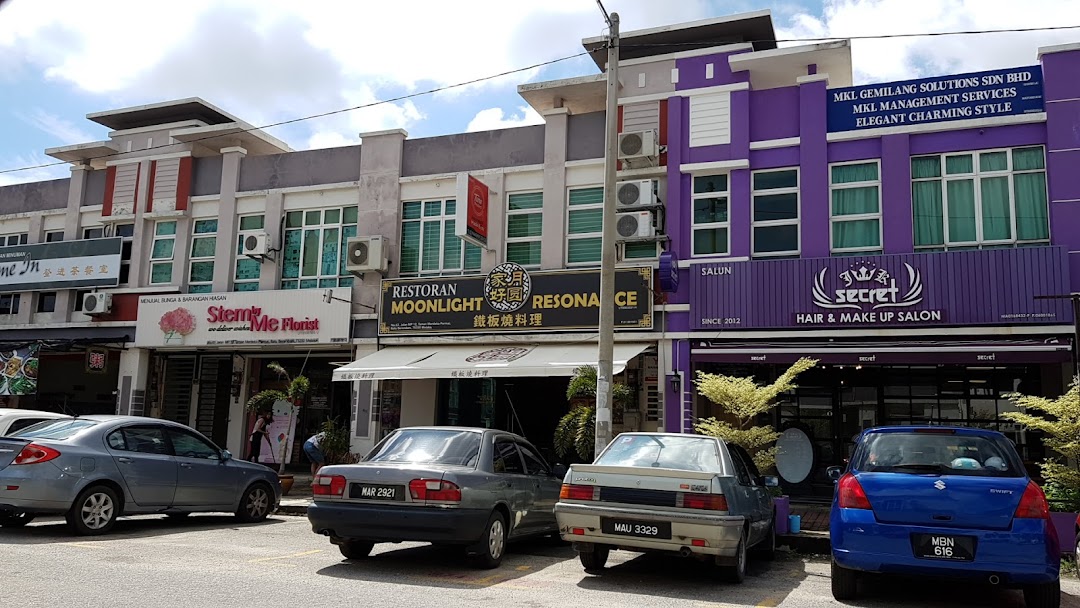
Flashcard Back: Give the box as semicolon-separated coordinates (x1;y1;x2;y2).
0;415;281;535
308;426;565;569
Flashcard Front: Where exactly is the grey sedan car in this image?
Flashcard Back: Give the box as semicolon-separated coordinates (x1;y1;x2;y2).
308;426;564;569
0;415;281;535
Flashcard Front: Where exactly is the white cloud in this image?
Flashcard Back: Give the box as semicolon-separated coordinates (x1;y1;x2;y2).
778;0;1080;84
16;109;94;143
0;153;67;187
466;106;545;132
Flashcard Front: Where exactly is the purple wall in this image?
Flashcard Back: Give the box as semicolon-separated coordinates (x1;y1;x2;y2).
799;80;830;258
675;51;751;91
689;247;1072;330
749;88;800;142
881;134;913;254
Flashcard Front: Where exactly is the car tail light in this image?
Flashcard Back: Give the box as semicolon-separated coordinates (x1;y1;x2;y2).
1014;481;1050;519
12;444;61;466
312;474;346;497
679;493;728;511
837;473;872;510
409;479;461;502
559;484;598;501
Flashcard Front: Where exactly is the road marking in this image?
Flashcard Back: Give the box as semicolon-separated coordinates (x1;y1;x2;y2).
515;565;532;571
247;549;323;563
756;598;781;607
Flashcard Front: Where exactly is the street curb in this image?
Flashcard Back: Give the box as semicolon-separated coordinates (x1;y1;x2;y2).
778;531;831;556
274;504;310;516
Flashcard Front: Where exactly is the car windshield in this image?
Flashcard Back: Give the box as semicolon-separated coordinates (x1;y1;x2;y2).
10;419;100;440
853;431;1024;477
595;434;722;473
364;429;482;467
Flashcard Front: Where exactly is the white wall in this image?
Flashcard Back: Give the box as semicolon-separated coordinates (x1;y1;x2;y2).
400;378;437;427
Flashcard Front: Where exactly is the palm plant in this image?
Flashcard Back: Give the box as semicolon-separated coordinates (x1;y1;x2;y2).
554;365;634;462
246;362;311;474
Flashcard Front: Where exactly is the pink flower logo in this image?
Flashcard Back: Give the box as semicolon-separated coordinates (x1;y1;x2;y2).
159;307;196;343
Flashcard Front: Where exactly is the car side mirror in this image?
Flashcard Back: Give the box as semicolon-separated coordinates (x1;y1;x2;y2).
552;464;568;479
220;449;232;462
762;475;779;488
826;466;843;481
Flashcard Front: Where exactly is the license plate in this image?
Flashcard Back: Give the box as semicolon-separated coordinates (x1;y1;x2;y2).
911;533;976;561
350;484;404;501
601;518;672;539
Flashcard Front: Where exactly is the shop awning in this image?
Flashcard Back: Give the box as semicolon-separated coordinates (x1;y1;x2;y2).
333;342;652;381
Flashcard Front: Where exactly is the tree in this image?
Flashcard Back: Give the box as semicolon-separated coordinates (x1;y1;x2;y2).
554;365;634;462
693;357;819;471
1001;377;1080;509
246;362;311;474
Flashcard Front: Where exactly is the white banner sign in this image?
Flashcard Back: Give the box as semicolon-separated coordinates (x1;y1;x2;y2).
134;288;352;348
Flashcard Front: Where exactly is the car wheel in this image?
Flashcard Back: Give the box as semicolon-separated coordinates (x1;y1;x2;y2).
751;521;776;561
0;512;35;528
721;530;748;584
66;485;119;536
579;545;610;571
471;511;508;569
831;558;858;601
1075;538;1079;581
235;483;272;523
1023;579;1061;608
338;541;375;560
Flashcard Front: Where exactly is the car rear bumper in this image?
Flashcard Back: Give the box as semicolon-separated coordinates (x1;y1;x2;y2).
832;508;1060;586
554;501;745;557
307;501;491;545
0;464;80;514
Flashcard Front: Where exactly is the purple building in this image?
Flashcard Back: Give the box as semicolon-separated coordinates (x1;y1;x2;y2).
617;15;1080;497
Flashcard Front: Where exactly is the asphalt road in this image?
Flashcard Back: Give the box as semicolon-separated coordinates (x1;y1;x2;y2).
2;513;1080;608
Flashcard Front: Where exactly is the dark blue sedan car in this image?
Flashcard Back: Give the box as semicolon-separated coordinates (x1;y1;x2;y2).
829;426;1060;608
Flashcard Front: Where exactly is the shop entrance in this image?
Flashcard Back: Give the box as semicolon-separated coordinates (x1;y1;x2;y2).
15;350;120;415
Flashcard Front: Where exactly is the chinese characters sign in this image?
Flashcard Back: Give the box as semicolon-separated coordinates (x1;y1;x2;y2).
827;65;1044;132
0;238;121;293
86;348;108;374
380;266;654;335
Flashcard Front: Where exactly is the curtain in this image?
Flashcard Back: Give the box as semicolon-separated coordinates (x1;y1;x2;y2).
979;151;1008;172
507;242;542;265
399;222;419;274
911;156;941;179
465;243;482;271
420;221;442;272
568;237;602;263
912;181;943;246
832;219;879;250
442;220;461;271
945;154;973;175
946;180;977;243
980;176;1012;241
1014;172;1049;241
831;186;879;216
830;163;878;184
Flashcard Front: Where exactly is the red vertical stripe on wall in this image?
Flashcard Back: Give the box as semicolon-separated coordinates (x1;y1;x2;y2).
617;105;623;133
658;99;669;167
102;166;117;216
175;156;192;212
132;163;142;214
145;160;157;212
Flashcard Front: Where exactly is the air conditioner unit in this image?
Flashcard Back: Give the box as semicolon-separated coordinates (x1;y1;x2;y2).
346;235;388;275
618;129;659;160
616;179;659;209
241;232;270;256
616;211;656;240
81;292;112;316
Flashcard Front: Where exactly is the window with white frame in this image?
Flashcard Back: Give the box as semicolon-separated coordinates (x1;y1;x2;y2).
188;219;217;293
0;294;19;316
752;169;799;257
44;231;64;243
399;200;481;276
566;187;604;264
149;220;177;284
235;215;264;291
691;174;729;256
911;146;1049;250
281;207;358;289
830;161;881;254
0;234;27;246
82;227;104;240
505;192;543;267
116;223;134;284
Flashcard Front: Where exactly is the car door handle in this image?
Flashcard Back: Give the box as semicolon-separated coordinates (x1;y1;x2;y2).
117;457;133;464
179;463;192;469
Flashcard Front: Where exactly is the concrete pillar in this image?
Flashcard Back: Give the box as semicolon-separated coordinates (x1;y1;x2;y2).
356;129;406;310
127;160;153;288
541;108;569;270
260;190;284;291
54;163;91;319
116;348;151;416
213;147;247;291
13;216;46;324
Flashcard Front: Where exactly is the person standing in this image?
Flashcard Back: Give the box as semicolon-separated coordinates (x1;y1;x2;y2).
248;411;273;463
303;431;327;475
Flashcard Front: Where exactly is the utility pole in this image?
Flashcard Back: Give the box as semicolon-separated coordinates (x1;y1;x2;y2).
595;3;619;459
1034;293;1080;381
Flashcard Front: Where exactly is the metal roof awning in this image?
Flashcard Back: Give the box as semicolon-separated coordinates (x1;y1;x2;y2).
333;343;652;382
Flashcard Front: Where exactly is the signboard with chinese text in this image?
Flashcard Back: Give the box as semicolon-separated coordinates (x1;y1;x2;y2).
455;174;490;250
0;238;121;293
380;264;654;335
134;288;352;348
827;65;1044;132
86;347;108;374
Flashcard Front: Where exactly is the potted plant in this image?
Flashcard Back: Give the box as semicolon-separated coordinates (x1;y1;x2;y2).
317;418;359;466
553;365;634;462
246;361;311;495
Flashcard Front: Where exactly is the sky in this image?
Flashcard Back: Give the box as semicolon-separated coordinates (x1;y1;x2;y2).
1;0;1077;186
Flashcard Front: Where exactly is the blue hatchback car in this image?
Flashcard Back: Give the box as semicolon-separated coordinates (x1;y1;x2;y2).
829;426;1060;608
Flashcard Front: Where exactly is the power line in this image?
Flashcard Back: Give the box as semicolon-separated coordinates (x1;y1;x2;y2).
3;23;1078;177
0;51;592;176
